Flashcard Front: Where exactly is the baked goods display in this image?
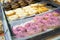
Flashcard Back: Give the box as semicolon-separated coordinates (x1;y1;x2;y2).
0;20;5;40
5;3;49;21
0;20;4;34
4;0;36;11
0;36;5;40
0;33;5;40
2;0;60;40
12;10;60;38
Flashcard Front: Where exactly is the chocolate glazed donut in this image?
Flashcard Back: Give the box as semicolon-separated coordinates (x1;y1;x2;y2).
18;0;28;7
25;0;35;4
4;2;12;11
11;0;20;9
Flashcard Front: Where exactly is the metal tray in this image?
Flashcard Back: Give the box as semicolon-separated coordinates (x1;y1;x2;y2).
2;1;60;40
7;8;60;40
4;2;58;22
1;2;60;40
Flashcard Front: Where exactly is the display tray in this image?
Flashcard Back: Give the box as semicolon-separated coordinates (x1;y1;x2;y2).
12;8;60;40
1;1;60;40
4;2;58;22
1;6;60;40
0;33;5;40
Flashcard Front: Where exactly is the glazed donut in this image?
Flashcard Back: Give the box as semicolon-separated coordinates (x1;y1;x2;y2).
4;2;11;11
18;0;28;7
11;2;19;9
25;0;35;4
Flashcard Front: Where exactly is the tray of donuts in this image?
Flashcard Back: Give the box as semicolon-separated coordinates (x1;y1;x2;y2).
3;0;58;22
7;8;60;40
3;0;43;11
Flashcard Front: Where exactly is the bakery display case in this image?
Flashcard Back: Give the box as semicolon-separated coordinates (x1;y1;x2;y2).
0;0;60;40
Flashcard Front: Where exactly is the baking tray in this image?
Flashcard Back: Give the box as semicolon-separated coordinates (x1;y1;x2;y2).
2;2;60;40
3;1;58;22
3;7;60;40
12;8;60;40
1;0;60;40
7;3;58;22
1;1;60;40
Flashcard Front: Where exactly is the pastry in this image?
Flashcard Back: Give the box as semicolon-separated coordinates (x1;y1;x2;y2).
4;2;11;11
40;7;49;12
23;6;38;16
4;0;40;10
5;10;16;16
30;3;46;7
25;0;35;4
14;8;29;18
11;2;19;9
0;35;5;40
0;20;3;34
30;4;49;13
18;0;28;7
4;0;12;3
8;15;19;21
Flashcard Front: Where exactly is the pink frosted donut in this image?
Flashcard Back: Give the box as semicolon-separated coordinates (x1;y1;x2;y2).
52;11;60;17
12;25;23;34
33;16;43;21
43;12;53;17
25;22;42;35
13;25;28;37
25;22;33;28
